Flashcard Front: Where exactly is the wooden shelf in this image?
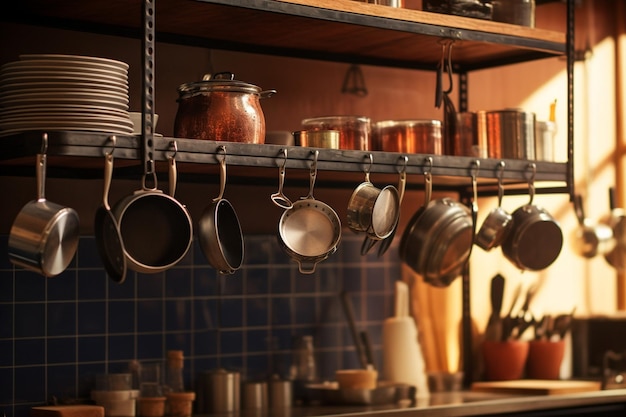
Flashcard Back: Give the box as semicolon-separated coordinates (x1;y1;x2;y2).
4;0;566;70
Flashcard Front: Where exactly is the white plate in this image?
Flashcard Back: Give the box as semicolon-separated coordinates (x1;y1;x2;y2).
0;70;127;85
0;120;134;134
4;57;128;75
0;105;130;118
0;87;129;102
19;54;129;71
0;114;133;127
1;90;128;103
0;63;128;80
0;96;128;111
0;81;128;95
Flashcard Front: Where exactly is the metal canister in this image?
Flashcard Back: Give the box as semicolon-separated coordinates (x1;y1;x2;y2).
197;369;240;413
485;109;536;160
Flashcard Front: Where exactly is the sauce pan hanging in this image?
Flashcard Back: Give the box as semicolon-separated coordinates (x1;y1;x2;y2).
8;134;80;277
502;163;563;271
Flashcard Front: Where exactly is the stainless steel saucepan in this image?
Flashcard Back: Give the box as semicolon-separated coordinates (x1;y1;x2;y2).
8;134;80;277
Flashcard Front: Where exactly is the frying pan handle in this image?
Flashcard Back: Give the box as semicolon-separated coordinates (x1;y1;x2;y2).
103;152;114;210
213;146;227;202
304;150;319;200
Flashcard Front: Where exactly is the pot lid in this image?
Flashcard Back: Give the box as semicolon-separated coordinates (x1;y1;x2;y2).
177;71;262;95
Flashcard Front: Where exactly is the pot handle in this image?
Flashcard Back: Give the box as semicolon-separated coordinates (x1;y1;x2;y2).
213;146;227;202
36;134;49;202
168;141;178;197
303;150;319;200
297;256;327;275
260;89;277;99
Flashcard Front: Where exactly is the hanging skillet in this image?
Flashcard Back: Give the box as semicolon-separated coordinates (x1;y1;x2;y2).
112;141;193;273
94;136;127;283
198;146;245;274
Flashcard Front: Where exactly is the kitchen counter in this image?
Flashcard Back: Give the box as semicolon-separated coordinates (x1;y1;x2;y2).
193;389;626;417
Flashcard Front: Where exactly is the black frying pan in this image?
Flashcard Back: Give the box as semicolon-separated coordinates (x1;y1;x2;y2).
94;138;126;283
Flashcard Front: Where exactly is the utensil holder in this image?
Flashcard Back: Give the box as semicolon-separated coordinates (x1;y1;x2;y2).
482;340;529;381
526;340;565;380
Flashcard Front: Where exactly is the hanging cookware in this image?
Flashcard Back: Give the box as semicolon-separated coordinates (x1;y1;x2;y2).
270;148;293;210
377;156;408;257
94;136;127;283
347;154;400;240
399;157;433;262
173;72;276;143
8;134;80;277
603;187;626;271
278;150;341;274
572;194;615;259
198;146;245;274
475;161;513;251
112;142;193;274
502;164;563;271
422;161;478;287
400;159;475;287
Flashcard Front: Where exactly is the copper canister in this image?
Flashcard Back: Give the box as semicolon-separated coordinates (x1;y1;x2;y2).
372;119;442;154
485;109;536;159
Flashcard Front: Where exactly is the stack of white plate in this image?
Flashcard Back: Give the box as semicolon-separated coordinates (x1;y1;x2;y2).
0;54;133;135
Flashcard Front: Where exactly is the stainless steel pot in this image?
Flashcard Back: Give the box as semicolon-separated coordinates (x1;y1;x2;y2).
174;72;276;143
347;155;400;240
602;187;626;271
400;161;474;287
502;166;562;270
8;135;80;277
572;194;615;259
112;153;193;274
278;150;341;274
198;147;244;274
475;161;513;251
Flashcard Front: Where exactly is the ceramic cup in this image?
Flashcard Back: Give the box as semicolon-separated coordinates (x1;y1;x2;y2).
526;340;566;380
481;340;529;381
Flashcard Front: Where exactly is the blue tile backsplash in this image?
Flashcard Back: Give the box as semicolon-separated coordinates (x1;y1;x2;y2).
0;233;401;416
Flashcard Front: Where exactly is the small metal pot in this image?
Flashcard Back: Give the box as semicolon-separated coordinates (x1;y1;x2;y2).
501;173;562;271
602;187;626;271
8;136;79;277
174;72;276;143
475;162;513;251
572;194;615;259
371;119;442;154
347;157;400;240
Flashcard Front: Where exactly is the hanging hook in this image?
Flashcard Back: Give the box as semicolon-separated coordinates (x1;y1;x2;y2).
496;161;506;206
471;159;480;204
40;132;49;155
213;145;227;202
304;149;319;200
105;136;117;157
444;40;455;95
397;155;408;203
363;153;373;183
527;162;537;204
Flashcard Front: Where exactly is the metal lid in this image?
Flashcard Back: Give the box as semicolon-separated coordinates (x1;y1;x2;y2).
177;72;262;96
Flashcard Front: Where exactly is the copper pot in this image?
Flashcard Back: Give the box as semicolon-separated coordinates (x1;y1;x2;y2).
174;72;276;143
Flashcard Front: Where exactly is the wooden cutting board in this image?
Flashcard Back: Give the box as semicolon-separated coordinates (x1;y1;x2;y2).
471;379;601;395
31;405;104;417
